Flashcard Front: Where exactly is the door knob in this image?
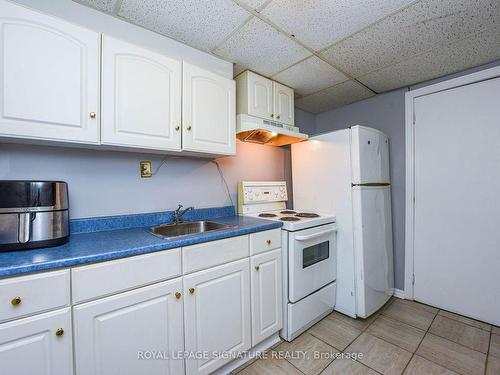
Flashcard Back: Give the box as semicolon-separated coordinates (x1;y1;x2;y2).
175;292;181;299
175;126;180;131
255;266;260;272
11;296;21;306
276;115;280;119
270;114;274;118
189;287;195;295
55;328;64;337
267;239;272;245
89;112;96;119
187;126;192;131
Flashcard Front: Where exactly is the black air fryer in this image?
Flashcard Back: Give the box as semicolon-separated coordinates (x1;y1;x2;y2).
0;181;69;251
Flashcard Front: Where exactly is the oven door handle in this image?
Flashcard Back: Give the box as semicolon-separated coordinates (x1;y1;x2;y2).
294;228;337;242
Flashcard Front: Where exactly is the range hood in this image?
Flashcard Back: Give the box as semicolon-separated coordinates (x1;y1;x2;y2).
236;114;308;146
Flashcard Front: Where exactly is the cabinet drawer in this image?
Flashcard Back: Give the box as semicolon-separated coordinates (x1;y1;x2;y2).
0;270;70;323
249;229;281;255
72;249;181;303
182;235;249;274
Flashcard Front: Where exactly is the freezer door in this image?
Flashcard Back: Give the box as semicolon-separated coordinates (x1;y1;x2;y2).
352;186;393;318
350;126;390;184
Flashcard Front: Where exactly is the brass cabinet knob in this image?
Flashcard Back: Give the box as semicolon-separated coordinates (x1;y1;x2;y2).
55;328;64;337
175;292;181;299
187;126;192;131
255;266;260;272
89;112;96;119
175;125;180;131
188;287;195;295
11;296;21;306
276;115;280;119
266;239;272;245
270;114;274;118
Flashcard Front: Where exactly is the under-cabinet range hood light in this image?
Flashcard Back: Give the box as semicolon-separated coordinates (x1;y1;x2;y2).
236;114;308;146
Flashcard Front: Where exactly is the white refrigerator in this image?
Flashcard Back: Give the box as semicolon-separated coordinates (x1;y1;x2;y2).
292;125;394;318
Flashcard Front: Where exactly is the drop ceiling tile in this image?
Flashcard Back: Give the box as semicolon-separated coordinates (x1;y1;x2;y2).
236;0;269;11
214;17;311;76
358;26;500;92
118;0;251;51
261;0;415;51
295;80;375;113
322;0;500;77
272;56;349;96
73;0;116;12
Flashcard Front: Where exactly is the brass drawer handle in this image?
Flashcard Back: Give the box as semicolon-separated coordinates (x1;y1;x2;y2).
11;296;21;306
255;266;260;272
89;112;96;119
266;239;272;245
55;328;64;337
189;287;195;295
175;292;181;299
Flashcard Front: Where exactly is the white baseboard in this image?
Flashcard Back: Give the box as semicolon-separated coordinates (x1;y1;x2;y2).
393;288;405;299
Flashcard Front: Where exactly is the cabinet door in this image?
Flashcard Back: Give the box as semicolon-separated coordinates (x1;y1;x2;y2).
0;308;73;375
101;35;182;151
73;279;184;375
182;62;236;155
251;249;283;345
183;259;251;375
0;1;99;144
273;82;295;125
247;72;274;121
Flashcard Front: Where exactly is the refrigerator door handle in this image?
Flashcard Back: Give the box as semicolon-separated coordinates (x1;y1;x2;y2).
294;228;337;242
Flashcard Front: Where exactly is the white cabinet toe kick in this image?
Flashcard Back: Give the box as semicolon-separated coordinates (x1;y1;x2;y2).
0;229;282;375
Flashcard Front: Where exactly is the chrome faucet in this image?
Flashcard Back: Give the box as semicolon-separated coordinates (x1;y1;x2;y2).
173;204;194;224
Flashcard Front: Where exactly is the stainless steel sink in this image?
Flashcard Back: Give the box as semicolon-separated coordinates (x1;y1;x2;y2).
149;221;236;239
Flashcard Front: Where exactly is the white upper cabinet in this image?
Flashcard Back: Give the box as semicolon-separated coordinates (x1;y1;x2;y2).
0;1;100;144
183;259;251;375
0;308;73;375
73;279;185;375
101;35;182;151
236;71;274;121
236;70;295;125
273;82;295;125
182;62;236;155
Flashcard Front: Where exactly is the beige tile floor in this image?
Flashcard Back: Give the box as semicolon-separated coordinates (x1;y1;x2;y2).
233;298;500;375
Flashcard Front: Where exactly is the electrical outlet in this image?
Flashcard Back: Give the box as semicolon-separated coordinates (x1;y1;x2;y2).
140;161;152;178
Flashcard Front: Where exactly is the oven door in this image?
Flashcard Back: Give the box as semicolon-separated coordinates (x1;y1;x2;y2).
288;223;337;303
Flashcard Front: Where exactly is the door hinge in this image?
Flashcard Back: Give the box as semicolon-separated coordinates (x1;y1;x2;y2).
412;274;415;285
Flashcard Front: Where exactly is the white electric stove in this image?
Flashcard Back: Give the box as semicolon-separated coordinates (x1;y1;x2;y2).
238;181;338;341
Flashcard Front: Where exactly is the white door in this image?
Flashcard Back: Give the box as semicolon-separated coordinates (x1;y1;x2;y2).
350;126;390;184
352;186;393;318
273;82;294;125
247;72;274;121
183;259;251;375
182;62;236;155
73;279;185;375
0;1;99;144
288;223;337;303
0;308;73;375
250;249;282;346
413;77;500;326
101;35;182;151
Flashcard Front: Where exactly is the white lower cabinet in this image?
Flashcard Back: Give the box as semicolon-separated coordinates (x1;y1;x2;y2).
250;249;283;345
0;307;73;375
73;278;185;375
183;258;251;375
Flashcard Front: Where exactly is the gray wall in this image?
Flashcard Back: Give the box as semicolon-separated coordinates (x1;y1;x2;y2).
0;141;287;219
315;90;407;290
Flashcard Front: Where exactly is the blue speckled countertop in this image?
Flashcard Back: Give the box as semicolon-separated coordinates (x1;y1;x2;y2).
0;207;282;278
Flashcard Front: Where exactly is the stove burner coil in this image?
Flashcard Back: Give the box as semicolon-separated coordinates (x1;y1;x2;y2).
295;213;320;218
280;216;301;221
258;213;278;218
280;210;297;214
